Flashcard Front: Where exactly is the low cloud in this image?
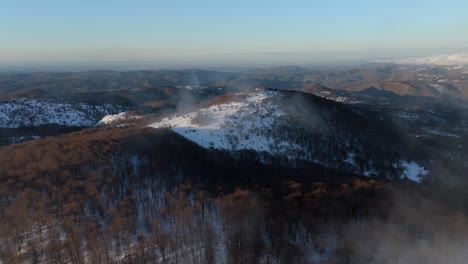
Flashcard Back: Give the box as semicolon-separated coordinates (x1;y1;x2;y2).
385;53;468;65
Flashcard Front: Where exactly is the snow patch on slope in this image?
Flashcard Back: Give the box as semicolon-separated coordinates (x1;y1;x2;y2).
9;135;40;144
400;161;428;182
149;90;303;158
0;98;127;128
96;112;140;126
345;152;357;166
398;111;420;121
423;128;460;138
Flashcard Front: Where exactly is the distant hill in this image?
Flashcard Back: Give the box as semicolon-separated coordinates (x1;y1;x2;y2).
0;69;236;95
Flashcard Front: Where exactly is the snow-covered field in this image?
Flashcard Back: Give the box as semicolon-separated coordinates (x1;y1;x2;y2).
0;98;128;127
150;89;304;158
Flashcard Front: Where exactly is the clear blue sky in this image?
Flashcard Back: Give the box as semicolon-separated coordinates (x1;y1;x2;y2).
1;0;468;67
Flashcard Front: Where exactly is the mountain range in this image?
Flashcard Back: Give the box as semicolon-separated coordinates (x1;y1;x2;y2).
1;63;468;263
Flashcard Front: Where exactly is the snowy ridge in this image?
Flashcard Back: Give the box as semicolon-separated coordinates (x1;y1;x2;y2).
150;89;304;158
150;89;429;182
96;112;140;126
0;98;128;128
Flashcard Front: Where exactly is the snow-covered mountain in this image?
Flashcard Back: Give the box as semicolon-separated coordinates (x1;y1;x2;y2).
150;88;428;181
0;98;128;128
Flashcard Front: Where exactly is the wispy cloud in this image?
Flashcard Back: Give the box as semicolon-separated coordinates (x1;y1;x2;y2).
385;53;468;65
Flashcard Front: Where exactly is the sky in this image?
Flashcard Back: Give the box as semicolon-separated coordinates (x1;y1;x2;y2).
1;0;468;69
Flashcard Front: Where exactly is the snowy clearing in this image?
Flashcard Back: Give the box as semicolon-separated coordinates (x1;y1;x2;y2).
149;90;304;158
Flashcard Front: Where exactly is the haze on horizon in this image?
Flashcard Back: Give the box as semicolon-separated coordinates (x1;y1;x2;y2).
1;0;468;70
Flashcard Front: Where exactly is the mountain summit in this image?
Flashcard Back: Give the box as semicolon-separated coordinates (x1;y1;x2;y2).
150;88;428;181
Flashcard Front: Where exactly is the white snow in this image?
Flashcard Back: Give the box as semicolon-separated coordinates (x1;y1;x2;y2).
149;89;304;158
345;152;357;167
9;135;40;144
363;168;378;177
335;96;347;102
430;84;445;93
448;65;464;70
423;128;460;138
400;161;428;182
397;111;420;121
0;98;127;128
96;112;140;126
